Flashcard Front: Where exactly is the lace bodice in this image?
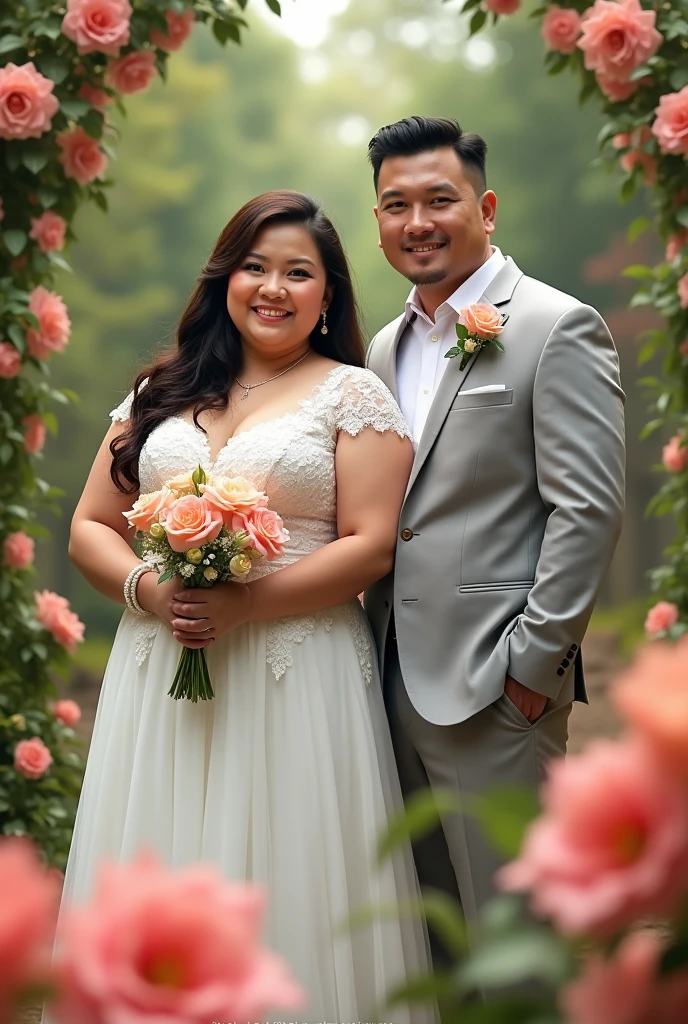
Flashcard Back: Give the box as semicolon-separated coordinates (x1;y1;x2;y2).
110;364;411;681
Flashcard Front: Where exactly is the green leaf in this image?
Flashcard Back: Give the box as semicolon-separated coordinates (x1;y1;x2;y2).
36;56;70;85
93;191;109;213
0;443;13;465
670;67;688;91
264;0;282;14
546;52;569;76
2;230;27;256
622;264;654;279
157;569;176;584
33;17;63;40
639;419;664;440
445;346;461;359
7;323;25;354
21;147;49;175
59;99;91;120
455;323;468;341
47;252;73;273
421;888;468;960
4;144;21;172
36;187;58;209
629;63;652;81
627;215;651;244
469;8;487;33
212;18;241;45
620;176;638;203
81;108;104;140
377;787;461;862
0;34;24;55
676;207;688;229
468;785;540;859
457;923;570;989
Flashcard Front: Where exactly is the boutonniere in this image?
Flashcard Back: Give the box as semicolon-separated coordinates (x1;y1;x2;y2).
445;303;508;371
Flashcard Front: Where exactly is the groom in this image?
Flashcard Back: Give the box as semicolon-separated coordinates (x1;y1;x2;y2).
364;116;625;926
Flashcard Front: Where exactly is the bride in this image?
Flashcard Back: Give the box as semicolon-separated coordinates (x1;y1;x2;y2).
62;190;434;1022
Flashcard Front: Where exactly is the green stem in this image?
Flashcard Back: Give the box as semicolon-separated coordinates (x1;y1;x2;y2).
167;647;214;702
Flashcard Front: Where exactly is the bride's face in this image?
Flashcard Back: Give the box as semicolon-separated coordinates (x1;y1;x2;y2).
227;222;330;360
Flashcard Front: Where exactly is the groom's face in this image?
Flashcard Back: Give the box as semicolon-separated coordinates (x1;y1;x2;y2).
374;147;496;291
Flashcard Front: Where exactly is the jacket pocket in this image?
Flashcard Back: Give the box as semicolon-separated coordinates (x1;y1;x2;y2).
458;580;534;594
450;388;513;412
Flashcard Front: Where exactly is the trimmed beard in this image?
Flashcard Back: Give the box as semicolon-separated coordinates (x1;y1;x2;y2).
406;267;449;286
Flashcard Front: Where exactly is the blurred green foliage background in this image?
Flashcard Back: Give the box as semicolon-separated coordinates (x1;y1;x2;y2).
37;0;666;649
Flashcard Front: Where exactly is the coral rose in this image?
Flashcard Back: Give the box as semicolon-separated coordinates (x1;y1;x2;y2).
3;531;35;569
644;600;679;635
0;838;60;1020
0;62;59;141
484;0;520;14
29;211;67;254
165;471;197;498
201;475;267;517
231;508;288;561
663;433;688;473
542;6;582;54
123;488;174;532
50;852;303;1024
614;637;688;777
597;72;638;102
578;0;662;85
0;341;21;379
22;415;46;454
52;699;82;727
652;86;688;158
106;50;157;95
679;272;688;309
78;82;111;108
150;9;195;51
26;286;71;360
57;127;108;186
160;495;223;552
619;149;657;184
459;302;504;339
14;737;53;780
498;737;688;936
666;230;688;263
35;590;85;652
61;0;132;56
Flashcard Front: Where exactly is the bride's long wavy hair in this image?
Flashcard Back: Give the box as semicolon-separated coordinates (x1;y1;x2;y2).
110;191;366;493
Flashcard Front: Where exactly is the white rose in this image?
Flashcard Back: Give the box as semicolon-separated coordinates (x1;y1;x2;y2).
463;338;478;353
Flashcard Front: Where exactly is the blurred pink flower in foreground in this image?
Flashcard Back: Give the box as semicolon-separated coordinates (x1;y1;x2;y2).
0;838;59;1024
14;737;53;780
52;699;82;728
50;852;304;1024
484;0;520;14
26;286;70;360
541;6;582;54
666;230;688;262
22;414;46;454
3;531;35;569
57;127;108;186
652;86;688;159
498;736;688;936
35;590;85;653
29;211;67;253
663;433;688;473
106;50;158;95
0;341;21;379
150;9;195;51
644;600;679;636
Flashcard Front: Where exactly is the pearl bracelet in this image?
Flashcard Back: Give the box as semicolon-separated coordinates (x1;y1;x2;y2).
124;563;152;616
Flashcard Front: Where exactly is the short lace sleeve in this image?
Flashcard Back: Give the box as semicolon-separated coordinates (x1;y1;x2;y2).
330;367;411;440
109;378;148;423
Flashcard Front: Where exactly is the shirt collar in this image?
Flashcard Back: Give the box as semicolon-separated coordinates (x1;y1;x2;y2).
405;246;506;326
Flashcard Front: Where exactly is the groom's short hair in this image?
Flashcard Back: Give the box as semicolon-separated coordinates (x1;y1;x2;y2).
368;116;487;195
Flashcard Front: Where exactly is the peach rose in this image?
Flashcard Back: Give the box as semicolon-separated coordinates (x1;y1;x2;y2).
484;0;520;14
662;433;688;472
499;736;688;936
14;737;53;780
52;699;82;727
29;211;67;254
50;852;303;1024
3;531;35;569
150;9;195;51
666;230;688;263
541;6;582;54
22;415;46;454
652;86;688;158
35;590;85;652
78;82;111;108
165;471;198;498
614;637;688;777
578;0;662;85
0;341;21;379
57;127;108;186
106;50;157;95
61;0;132;56
160;495;223;552
644;600;680;636
26;286;71;360
232;507;288;561
123;488;174;532
0;62;59;141
201;475;268;518
679;272;688;309
597;72;638;102
459;302;504;339
619;149;657;184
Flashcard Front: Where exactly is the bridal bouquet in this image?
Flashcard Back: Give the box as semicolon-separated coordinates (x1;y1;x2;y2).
124;466;288;702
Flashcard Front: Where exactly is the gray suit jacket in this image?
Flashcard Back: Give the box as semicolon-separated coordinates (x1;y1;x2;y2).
365;257;625;726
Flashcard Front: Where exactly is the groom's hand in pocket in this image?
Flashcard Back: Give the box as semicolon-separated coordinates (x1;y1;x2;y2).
504;676;548;723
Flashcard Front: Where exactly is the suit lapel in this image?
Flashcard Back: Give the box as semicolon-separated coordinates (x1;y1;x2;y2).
405;256;524;496
368;313;407;402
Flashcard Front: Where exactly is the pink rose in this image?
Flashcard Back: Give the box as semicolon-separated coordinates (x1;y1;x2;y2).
679;272;688;309
14;737;53;780
201;475;268;518
484;0;520;14
0;341;21;379
663;433;688;473
619;149;657;184
652;86;688;158
597;72;638;101
123;488;174;533
0;838;60;1016
50;852;304;1024
680;339;688;356
666;230;688;262
61;0;132;56
78;82;111;108
612;131;632;148
614;637;688;777
35;590;85;652
498;737;688;936
26;286;71;361
52;699;81;727
160;495;223;552
644;600;680;635
578;0;662;85
3;531;35;569
29;211;67;254
0;62;59;141
231;507;288;561
541;6;582;54
459;302;504;339
560;930;658;1024
22;415;46;454
105;50;158;95
57;127;108;186
150;9;195;51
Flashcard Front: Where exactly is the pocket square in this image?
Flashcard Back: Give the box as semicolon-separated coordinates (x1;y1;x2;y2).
461;384;507;395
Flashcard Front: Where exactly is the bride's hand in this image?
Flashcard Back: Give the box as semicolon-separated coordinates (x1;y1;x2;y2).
136;573;182;633
170;583;252;649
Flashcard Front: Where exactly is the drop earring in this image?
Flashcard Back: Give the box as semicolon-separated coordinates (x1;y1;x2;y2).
320;310;328;335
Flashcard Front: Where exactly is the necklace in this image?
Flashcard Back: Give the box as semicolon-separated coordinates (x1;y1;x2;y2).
235;351;310;401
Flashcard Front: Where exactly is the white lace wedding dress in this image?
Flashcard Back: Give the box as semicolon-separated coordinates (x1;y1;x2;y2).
60;364;435;1024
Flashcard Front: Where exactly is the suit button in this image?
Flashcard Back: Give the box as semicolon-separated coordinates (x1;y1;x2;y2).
401;528;413;542
571;643;578;651
562;658;569;668
557;668;565;677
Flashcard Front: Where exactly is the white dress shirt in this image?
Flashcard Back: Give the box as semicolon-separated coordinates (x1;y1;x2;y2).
396;246;507;441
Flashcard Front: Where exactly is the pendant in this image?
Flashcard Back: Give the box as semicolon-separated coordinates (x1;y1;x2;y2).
241;387;250;401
